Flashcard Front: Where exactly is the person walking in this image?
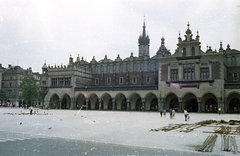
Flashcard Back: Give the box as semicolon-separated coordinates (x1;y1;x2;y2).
218;107;221;115
29;106;33;115
172;109;175;119
169;108;172;119
160;108;163;117
163;109;166;116
184;110;188;121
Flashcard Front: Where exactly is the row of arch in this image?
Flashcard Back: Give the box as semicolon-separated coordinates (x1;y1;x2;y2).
48;91;240;113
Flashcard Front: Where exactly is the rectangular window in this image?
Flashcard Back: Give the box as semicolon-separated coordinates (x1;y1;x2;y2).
95;78;99;85
170;69;178;81
146;76;150;84
51;77;71;87
200;68;209;80
107;77;111;85
42;81;46;86
132;77;136;84
183;64;195;80
119;77;123;84
9;82;12;87
233;73;238;81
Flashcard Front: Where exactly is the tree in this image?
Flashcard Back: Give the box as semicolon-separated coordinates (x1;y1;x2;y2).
18;75;40;106
0;89;9;104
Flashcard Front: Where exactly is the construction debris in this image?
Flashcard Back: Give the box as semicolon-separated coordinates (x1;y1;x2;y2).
221;134;240;154
196;134;218;152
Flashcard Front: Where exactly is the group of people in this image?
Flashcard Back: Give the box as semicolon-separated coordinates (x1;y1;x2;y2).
29;106;39;115
159;108;190;121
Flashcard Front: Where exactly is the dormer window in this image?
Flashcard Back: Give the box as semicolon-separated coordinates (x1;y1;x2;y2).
183;48;186;56
191;47;195;56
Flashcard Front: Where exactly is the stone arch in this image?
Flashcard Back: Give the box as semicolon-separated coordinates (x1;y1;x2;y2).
49;94;60;109
88;93;99;110
201;93;218;113
226;92;240;113
165;93;179;111
129;92;142;111
144;92;158;111
182;93;198;112
115;93;127;110
101;93;112;110
76;93;86;110
61;94;71;109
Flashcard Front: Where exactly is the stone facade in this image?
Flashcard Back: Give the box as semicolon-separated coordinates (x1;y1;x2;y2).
39;23;240;113
40;21;161;111
1;22;239;113
1;65;40;107
158;23;240;113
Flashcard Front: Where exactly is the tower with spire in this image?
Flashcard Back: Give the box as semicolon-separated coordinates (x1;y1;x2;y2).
138;16;150;58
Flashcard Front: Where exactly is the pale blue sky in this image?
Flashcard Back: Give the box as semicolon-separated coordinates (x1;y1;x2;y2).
0;0;239;72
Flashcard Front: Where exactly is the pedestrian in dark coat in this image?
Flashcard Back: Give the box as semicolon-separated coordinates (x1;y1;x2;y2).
169;108;172;119
163;109;166;116
160;108;163;117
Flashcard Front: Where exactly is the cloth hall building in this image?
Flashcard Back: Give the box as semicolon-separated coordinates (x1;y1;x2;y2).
39;23;240;114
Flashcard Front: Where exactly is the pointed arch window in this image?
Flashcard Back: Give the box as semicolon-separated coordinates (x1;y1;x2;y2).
191;47;195;56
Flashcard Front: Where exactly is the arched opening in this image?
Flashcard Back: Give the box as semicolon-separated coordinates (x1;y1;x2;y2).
145;93;158;111
183;93;198;112
150;98;158;111
101;93;112;110
95;99;99;110
62;94;71;109
205;98;217;112
135;98;142;111
49;94;60;109
115;93;126;110
229;98;240;113
89;94;98;110
108;99;113;110
88;100;91;109
76;94;86;110
165;93;179;111
121;98;127;110
169;98;179;112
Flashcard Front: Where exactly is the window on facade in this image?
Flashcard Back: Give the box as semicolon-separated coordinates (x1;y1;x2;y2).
119;77;123;84
132;77;136;84
51;77;71;87
95;78;99;85
107;77;111;85
9;82;12;87
233;73;238;81
232;56;236;66
2;83;3;87
183;64;195;80
191;47;195;56
8;90;12;96
170;69;178;81
146;76;151;84
183;48;186;56
200;68;209;80
42;81;46;86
